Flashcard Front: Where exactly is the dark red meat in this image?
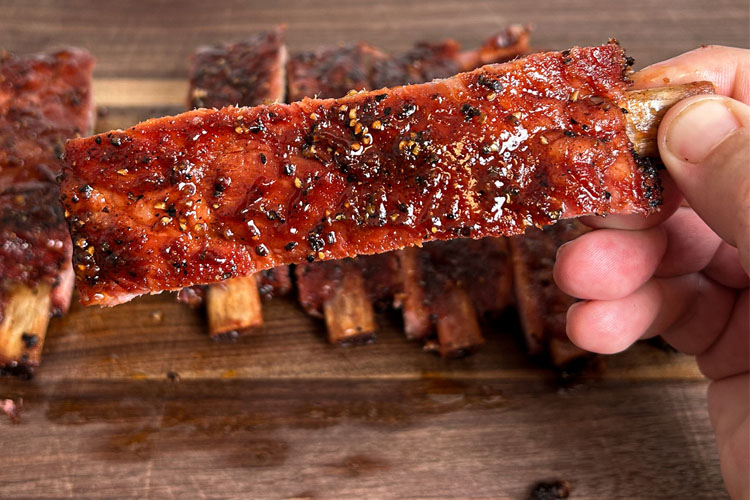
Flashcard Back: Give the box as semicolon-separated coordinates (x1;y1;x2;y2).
373;25;531;88
0;49;94;188
287;43;390;102
176;284;206;308
256;267;292;300
288;26;530;101
295;258;350;317
414;238;512;315
509;219;590;365
62;43;660;306
183;29;291;306
0;182;73;322
296;253;400;316
396;238;512;343
0;48;94;324
188;27;287;110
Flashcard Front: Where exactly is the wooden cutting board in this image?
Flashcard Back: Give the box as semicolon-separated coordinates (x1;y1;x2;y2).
1;1;747;498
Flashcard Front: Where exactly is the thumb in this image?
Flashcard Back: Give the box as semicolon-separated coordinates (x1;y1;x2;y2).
658;94;750;273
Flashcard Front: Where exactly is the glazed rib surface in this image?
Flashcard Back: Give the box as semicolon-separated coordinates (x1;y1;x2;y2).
61;43;660;306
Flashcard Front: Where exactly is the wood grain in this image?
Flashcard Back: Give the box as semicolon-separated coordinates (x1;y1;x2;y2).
1;0;746;498
0;377;723;500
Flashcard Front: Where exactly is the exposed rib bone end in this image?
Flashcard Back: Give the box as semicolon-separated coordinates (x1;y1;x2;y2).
206;276;263;339
0;284;52;377
625;81;715;157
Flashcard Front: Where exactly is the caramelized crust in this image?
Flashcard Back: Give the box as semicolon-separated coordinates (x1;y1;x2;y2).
289;26;531;100
293;28;529;330
288;43;390;102
373;25;531;88
188;27;287;109
184;29;290;307
62;43;660;306
509;219;590;364
0;49;94;188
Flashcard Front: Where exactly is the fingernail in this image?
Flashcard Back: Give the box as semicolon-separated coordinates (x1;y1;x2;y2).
556;240;571;259
665;98;740;164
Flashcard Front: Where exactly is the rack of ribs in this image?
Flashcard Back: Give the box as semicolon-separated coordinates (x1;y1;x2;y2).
61;42;713;314
0;48;94;376
178;27;292;338
290;27;527;350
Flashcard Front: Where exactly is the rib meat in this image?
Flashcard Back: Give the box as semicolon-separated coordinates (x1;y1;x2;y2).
509;219;591;366
372;25;530;88
61;42;661;306
287;43;390;102
293;28;527;347
0;48;94;373
189;27;287;110
0;182;73;320
1;49;94;188
296;254;400;316
397;238;513;341
181;29;291;315
287;26;530;100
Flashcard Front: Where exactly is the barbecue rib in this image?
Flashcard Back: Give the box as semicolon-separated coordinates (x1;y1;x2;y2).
509;220;591;366
292;28;527;348
397;238;513;341
296;254;400;344
183;28;291;338
287;25;531;101
0;48;94;374
62;42;697;306
189;27;287;111
290;41;398;345
1;48;94;188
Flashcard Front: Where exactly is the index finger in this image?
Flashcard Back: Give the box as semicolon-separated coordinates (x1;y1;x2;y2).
633;45;750;104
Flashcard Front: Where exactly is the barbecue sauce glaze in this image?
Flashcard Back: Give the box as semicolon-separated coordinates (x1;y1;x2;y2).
61;42;660;306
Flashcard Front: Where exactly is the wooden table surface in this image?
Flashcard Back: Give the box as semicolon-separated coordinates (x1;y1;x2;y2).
1;1;748;498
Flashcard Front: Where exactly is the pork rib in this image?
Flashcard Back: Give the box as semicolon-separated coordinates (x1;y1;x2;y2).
509;220;591;366
62;42;661;307
1;48;94;374
189;27;287;111
183;28;291;337
1;48;94;188
292;28;527;348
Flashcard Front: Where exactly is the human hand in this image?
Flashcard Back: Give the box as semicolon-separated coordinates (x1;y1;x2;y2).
553;46;749;500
